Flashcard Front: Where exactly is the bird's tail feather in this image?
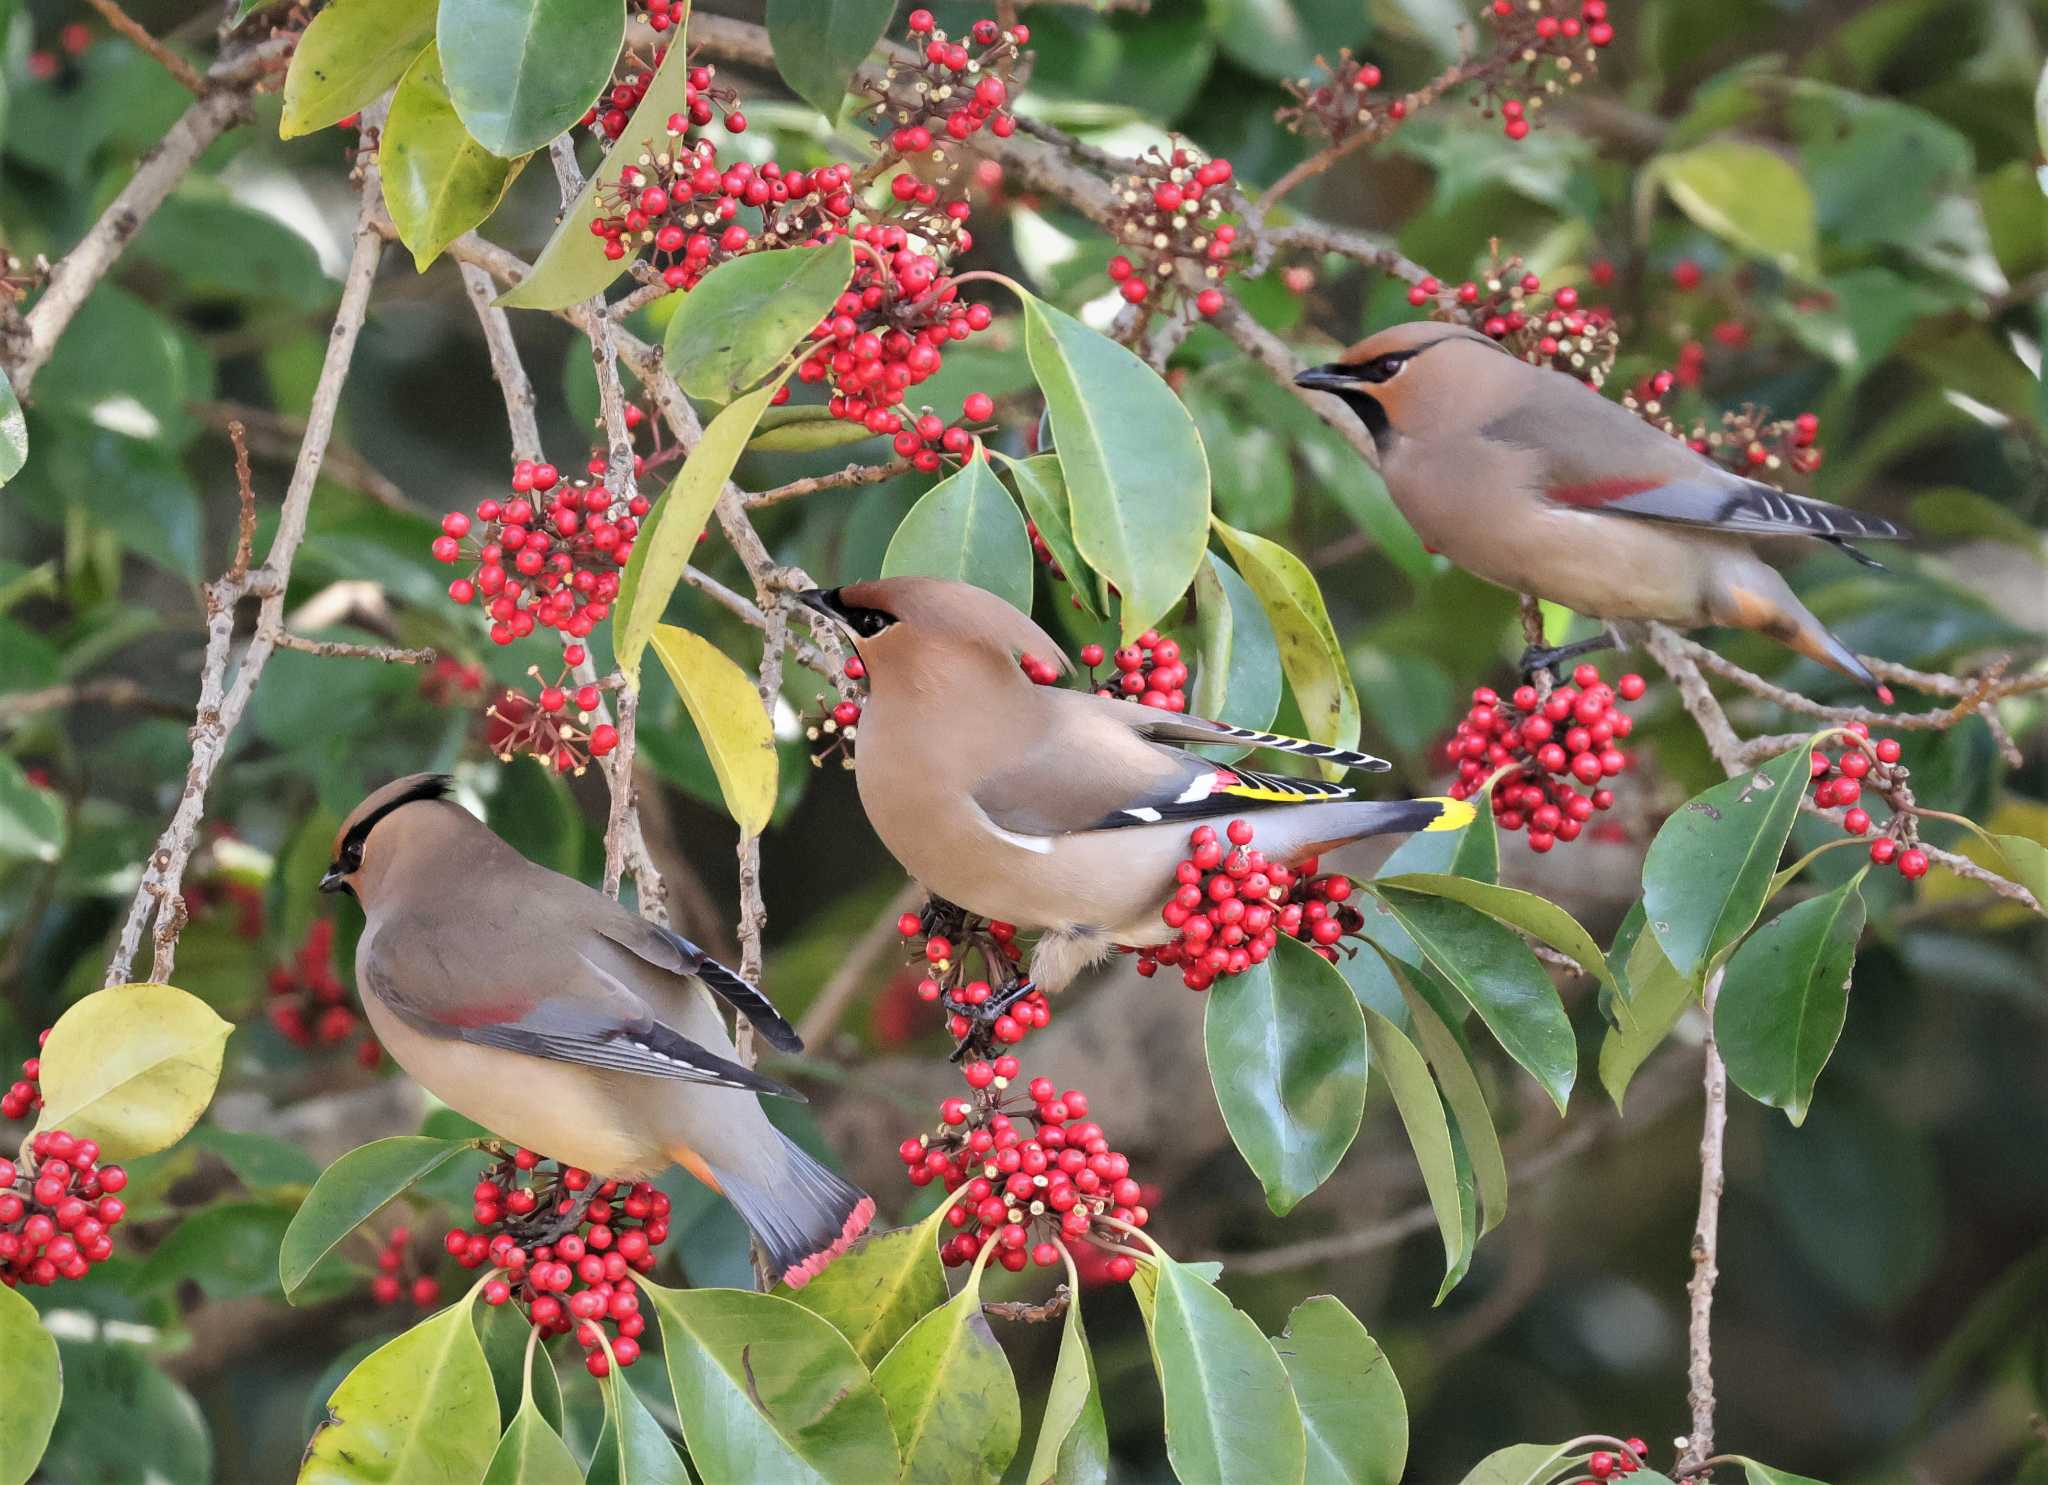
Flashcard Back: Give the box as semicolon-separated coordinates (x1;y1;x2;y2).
709;1136;874;1289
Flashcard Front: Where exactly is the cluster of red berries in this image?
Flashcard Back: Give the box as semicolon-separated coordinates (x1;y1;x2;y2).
1809;727;1928;878
633;0;682;33
1;1029;46;1122
484;650;621;776
368;1225;442;1308
418;655;491;708
879;13;1025;149
596;138;850;277
23;20;90;80
899;1063;1148;1282
1080;630;1188;712
1588;1441;1652;1478
1133;821;1365;990
898;913;1052;1048
1443;666;1644;851
265;918;382;1067
433;462;645;647
1423;253;1620;386
445;1149;671;1377
1026;520;1068;583
1625;370;1825;480
0;1131;127;1288
1105;145;1239;319
1478;0;1614;137
804;655;866;771
1279;50;1405;143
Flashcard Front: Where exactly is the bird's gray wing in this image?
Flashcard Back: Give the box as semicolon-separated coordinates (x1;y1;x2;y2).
1130;713;1392;772
594;915;802;1053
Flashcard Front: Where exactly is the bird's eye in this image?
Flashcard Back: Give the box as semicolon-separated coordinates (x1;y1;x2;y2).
341;839;364;872
848;607;895;638
1359;353;1408;384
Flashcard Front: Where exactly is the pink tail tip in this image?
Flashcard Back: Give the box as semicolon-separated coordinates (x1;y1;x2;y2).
779;1196;876;1289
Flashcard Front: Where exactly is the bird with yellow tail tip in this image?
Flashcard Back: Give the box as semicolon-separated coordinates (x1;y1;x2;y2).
798;576;1473;1004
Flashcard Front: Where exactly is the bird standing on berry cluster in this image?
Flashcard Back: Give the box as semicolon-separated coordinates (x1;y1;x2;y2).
319;775;872;1287
1297;321;1906;692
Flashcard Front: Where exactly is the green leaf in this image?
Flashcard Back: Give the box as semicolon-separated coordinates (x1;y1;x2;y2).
766;0;894;120
279;1137;475;1301
1643;742;1814;979
382;43;526;271
880;449;1035;615
1375;873;1616;994
1453;1442;1572;1485
140;1200;294;1300
1736;1461;1832;1485
1203;935;1369;1216
1189;551;1282;757
1649;140;1818;277
0;1285;60;1485
1991;832;2048;904
1272;1296;1407;1485
614;377;785;682
1022;1281;1108;1485
1388;957;1506;1237
0;755;63;863
664;242;855;402
645;1283;901;1484
1000;452;1100;620
1210;519;1361;781
872;1252;1022;1483
748;405;884;454
41;1338;209;1485
777;1206;950;1368
1598;926;1696;1113
648;625;778;837
280;0;435;138
1131;1255;1307;1485
1370;887;1575;1114
477;1303;563;1433
438;0;625;157
500;31;693;310
588;1371;689;1485
300;1296;501;1485
481;1395;581;1485
0;368;25;486
1022;295;1209;640
1716;876;1866;1125
1360;1002;1468;1295
33;983;231;1159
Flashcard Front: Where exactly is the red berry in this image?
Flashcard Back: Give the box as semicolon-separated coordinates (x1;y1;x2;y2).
1897;848;1929;880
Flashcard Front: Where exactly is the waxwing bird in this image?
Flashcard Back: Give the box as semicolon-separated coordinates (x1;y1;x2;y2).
319;774;873;1287
798;577;1474;995
1294;322;1906;692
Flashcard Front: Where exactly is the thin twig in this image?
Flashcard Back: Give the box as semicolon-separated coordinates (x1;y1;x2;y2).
83;0;205;94
456;261;542;461
983;1286;1071;1324
227;420;257;579
0;678;181;721
1260;220;1436;288
1676;970;1728;1477
265;632;437;665
1255;54;1494;215
797;880;925;1047
744;459;914;510
191;401;410;510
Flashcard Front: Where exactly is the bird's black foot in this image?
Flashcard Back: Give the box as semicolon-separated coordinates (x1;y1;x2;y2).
918;895;971;943
1518;632;1617;678
944;979;1038;1061
508;1190;594;1248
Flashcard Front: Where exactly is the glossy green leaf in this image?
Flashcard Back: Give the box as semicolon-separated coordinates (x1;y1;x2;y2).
1272;1296;1407;1485
300;1295;500;1485
1992;832;2048;905
1023;295;1209;640
664;241;855;402
1022;1278;1108;1485
1598;926;1696;1113
1453;1442;1571;1485
872;1251;1021;1483
41;1337;209;1485
438;0;623;156
615;377;786;682
1131;1256;1307;1485
766;0;894;120
140;1200;294;1300
1716;875;1866;1125
646;1283;901;1484
382;43;526;271
33;983;232;1159
648;625;778;837
1650;140;1818;276
880;449;1035;615
1204;935;1369;1215
280;0;435;137
0;368;25;486
748;405;884;454
280;1137;476;1301
0;1285;60;1485
500;31;693;310
1211;519;1361;781
1376;873;1616;993
1389;957;1506;1237
477;1304;563;1433
1189;550;1282;756
481;1397;581;1485
1736;1460;1832;1485
1001;452;1100;619
777;1204;950;1368
0;755;63;863
1360;1002;1468;1294
1643;742;1814;979
1371;887;1575;1113
588;1370;689;1485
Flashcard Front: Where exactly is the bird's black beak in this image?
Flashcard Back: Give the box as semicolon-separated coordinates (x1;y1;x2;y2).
318;866;346;894
796;587;849;627
1293;364;1359;393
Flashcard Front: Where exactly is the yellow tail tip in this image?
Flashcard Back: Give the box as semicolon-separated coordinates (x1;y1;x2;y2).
1422;796;1477;832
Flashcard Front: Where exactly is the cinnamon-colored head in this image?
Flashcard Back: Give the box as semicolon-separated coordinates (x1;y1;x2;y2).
797;577;1071;691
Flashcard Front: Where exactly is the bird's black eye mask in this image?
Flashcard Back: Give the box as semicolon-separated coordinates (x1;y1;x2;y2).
797;587;898;640
320;774;453;893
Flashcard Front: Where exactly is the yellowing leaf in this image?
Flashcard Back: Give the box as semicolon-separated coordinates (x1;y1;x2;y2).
1650;140;1818;277
33;984;231;1159
649;625;777;837
280;0;435;138
381;43;526;271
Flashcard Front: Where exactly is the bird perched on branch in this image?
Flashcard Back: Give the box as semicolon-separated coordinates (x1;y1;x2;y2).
319;774;872;1287
1295;321;1906;694
799;577;1472;1001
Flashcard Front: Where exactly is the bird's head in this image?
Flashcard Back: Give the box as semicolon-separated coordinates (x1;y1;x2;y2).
796;577;1071;690
1294;321;1514;454
320;772;456;902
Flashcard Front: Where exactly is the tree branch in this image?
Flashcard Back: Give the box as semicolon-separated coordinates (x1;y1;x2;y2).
456;261;542;461
1677;970;1728;1477
798;880;926;1048
82;0;205;95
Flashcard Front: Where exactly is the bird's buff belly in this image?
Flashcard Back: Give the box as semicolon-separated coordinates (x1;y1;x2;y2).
1414;502;1716;624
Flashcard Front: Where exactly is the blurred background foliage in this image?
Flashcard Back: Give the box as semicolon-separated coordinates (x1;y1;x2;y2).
0;0;2043;1480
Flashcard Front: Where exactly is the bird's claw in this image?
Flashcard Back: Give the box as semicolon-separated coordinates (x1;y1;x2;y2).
1517;632;1617;679
507;1191;594;1248
944;979;1037;1061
